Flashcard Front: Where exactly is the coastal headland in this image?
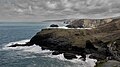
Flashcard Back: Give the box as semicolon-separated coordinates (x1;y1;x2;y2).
9;18;120;67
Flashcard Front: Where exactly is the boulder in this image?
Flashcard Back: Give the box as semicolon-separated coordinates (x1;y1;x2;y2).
66;24;84;28
66;25;75;28
63;53;77;60
52;51;62;55
50;24;59;27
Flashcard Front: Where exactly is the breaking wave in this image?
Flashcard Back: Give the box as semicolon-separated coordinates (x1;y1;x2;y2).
2;39;97;67
2;39;52;54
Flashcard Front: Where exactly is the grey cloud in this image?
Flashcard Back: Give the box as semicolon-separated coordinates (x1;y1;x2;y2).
0;0;120;21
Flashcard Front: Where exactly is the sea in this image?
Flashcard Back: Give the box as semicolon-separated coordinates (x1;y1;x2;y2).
0;21;97;67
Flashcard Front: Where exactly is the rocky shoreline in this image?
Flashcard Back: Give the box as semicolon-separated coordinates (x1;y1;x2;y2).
9;18;120;67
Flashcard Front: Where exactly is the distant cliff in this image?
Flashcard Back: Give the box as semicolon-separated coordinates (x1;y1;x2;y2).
64;18;114;28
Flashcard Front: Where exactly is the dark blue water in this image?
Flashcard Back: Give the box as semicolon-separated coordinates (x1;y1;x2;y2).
0;22;96;67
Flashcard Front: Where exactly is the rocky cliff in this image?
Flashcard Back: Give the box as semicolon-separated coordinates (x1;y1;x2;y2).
65;18;113;28
9;18;120;66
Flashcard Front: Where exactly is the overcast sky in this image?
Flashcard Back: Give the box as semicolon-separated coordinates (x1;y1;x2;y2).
0;0;120;22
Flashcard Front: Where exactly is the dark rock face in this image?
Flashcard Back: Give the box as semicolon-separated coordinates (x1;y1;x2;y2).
50;24;59;27
66;24;84;28
63;53;77;60
86;40;98;50
89;53;107;61
52;51;62;55
66;25;75;28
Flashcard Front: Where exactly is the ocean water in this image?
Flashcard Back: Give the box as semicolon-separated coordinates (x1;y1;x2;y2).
0;22;97;67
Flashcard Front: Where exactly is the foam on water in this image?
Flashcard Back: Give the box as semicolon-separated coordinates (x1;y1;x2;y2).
47;27;92;29
2;39;97;67
2;39;52;54
44;54;97;67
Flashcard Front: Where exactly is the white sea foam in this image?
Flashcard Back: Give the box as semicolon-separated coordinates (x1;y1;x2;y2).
2;39;97;67
47;27;92;29
44;54;97;67
2;39;52;54
5;39;30;47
